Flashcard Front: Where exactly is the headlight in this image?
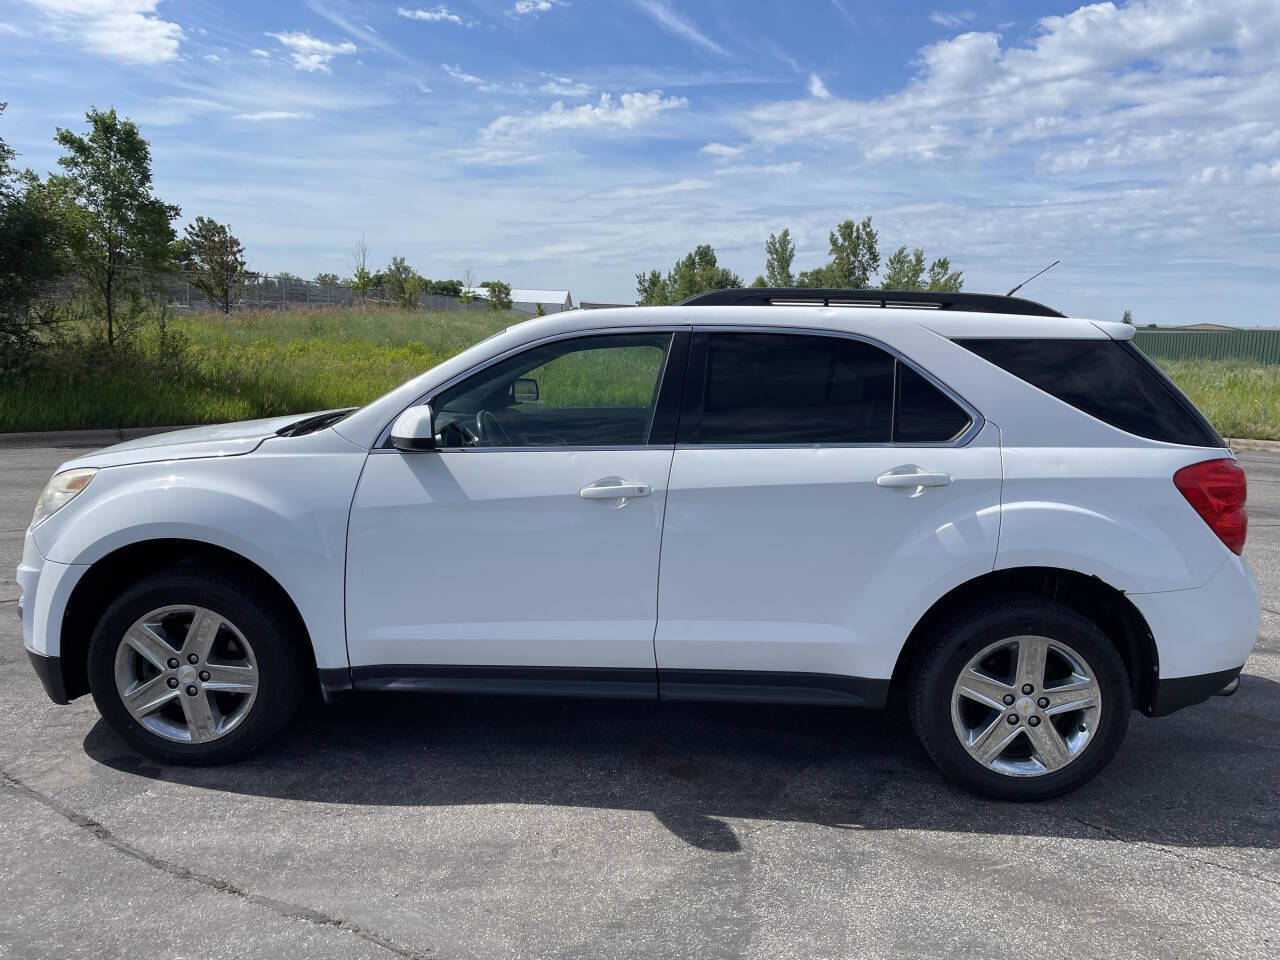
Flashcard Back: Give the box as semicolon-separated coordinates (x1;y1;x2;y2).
30;468;97;530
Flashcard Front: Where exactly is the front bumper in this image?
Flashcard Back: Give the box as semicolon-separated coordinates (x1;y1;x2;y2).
26;648;70;705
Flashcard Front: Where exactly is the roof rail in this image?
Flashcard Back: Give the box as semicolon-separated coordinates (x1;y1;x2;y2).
679;288;1066;317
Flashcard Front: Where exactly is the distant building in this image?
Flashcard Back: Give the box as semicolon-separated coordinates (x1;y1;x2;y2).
464;287;574;314
1168;322;1236;331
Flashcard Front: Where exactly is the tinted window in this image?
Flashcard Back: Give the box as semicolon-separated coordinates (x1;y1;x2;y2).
433;333;671;447
688;333;894;443
955;338;1221;447
894;364;972;442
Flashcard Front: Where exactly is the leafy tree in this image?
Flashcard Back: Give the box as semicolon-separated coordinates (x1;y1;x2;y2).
275;270;299;281
314;271;340;286
424;278;463;297
880;246;927;290
926;256;963;292
825;216;880;288
750;274;767;287
1122;309;1134;325
635;244;742;305
383;255;423;309
348;235;377;309
181;216;246;315
534;302;546;317
47;107;179;347
480;280;513;311
0;103;69;358
763;228;796;286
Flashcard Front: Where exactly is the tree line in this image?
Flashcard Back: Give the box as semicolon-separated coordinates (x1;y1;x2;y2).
636;219;964;305
0;104;513;364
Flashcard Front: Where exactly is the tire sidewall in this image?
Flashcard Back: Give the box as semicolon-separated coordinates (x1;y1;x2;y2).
88;569;299;764
913;600;1132;801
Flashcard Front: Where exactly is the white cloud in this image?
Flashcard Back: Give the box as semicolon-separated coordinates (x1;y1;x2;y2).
740;0;1280;173
268;31;357;73
397;6;469;26
483;90;688;139
701;142;744;157
929;10;976;29
203;53;221;63
714;162;802;176
510;0;562;16
237;110;316;121
23;0;183;64
807;73;830;98
442;62;503;93
632;0;726;56
539;76;592;97
250;48;270;57
606;178;712;200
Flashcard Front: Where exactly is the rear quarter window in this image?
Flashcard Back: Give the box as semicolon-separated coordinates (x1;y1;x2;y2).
954;338;1222;447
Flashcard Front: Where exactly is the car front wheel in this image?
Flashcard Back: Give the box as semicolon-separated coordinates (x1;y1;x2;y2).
88;565;304;764
910;598;1131;801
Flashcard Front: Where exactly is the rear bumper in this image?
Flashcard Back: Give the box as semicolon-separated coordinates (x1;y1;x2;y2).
26;649;70;705
1129;553;1260;687
1149;665;1243;717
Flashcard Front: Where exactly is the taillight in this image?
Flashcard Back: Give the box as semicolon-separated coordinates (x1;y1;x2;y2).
1173;458;1247;555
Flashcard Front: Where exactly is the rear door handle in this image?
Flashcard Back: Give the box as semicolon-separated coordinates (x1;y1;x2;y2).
580;479;652;500
876;467;952;489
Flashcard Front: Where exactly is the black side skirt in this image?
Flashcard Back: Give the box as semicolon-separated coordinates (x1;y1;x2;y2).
328;665;889;709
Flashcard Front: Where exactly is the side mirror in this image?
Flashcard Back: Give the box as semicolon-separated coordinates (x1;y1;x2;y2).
390;405;436;452
510;377;539;404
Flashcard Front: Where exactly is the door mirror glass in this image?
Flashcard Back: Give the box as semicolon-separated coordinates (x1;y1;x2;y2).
510;377;539;404
390;405;436;452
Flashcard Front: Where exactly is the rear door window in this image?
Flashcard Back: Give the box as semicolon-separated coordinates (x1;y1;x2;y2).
894;364;973;442
955;338;1221;447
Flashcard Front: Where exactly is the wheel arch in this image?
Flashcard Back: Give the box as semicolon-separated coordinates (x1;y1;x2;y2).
891;566;1160;715
58;538;318;702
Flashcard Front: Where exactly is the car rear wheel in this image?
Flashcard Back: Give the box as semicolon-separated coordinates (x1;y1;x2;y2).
910;598;1131;800
88;565;304;764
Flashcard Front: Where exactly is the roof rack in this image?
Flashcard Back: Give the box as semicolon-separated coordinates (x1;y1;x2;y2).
679;288;1066;318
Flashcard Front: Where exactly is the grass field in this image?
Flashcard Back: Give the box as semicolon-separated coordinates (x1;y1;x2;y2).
3;306;1280;439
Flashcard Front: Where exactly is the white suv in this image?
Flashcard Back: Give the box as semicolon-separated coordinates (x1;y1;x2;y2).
18;289;1259;800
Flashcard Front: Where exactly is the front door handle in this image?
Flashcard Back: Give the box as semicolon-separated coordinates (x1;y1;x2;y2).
580;478;652;500
876;467;952;489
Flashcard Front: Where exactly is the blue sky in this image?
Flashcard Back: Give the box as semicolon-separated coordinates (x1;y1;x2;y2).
2;0;1278;323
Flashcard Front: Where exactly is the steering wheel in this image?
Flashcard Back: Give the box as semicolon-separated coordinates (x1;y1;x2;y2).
476;409;511;446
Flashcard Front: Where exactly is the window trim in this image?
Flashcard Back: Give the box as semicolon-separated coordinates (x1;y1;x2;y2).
372;326;693;452
676;325;984;449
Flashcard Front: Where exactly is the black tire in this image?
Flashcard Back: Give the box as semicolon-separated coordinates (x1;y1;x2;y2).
909;597;1131;801
88;564;305;765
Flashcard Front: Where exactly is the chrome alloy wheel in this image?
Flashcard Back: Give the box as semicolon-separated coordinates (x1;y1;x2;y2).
113;605;259;744
950;635;1102;778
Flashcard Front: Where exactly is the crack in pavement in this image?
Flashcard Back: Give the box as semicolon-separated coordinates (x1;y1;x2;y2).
1051;810;1280;890
0;767;434;960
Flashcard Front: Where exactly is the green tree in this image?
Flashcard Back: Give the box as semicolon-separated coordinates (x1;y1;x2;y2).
763;228;796;286
0;103;69;359
480;280;513;311
926;256;963;292
383;255;423;309
635;243;742;305
180;216;246;315
314;271;340;286
425;278;463;297
880;246;927;290
825;216;880;288
47;107;179;347
1122;309;1134;325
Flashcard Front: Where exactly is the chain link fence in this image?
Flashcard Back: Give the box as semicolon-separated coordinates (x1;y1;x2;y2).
49;269;499;314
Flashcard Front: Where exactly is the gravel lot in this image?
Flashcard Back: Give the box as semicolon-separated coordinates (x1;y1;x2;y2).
2;441;1277;960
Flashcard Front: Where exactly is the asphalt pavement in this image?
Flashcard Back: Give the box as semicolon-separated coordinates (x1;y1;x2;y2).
1;441;1277;959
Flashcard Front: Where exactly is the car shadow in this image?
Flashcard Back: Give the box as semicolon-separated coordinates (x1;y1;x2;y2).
83;672;1280;854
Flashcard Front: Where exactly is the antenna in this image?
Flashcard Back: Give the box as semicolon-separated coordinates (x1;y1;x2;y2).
1006;260;1060;298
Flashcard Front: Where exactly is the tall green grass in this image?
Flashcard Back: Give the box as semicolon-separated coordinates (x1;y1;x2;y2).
1158;359;1280;441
